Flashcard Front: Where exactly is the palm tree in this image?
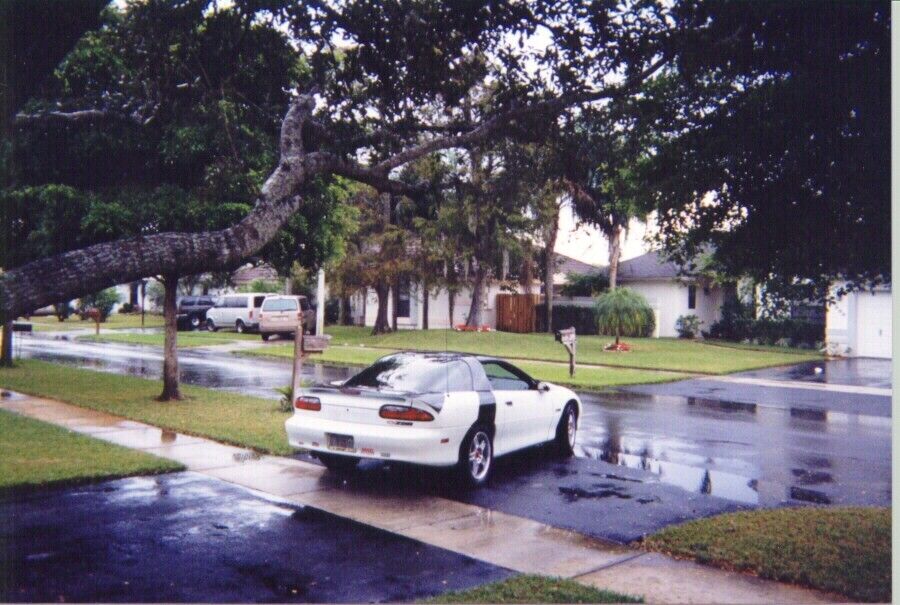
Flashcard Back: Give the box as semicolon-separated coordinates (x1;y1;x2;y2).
594;288;654;347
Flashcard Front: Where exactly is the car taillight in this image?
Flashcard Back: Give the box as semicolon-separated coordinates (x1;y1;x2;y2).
294;396;321;411
249;310;253;320
379;405;434;422
297;312;303;320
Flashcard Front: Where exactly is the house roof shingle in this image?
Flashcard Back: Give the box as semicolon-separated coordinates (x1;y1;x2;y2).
617;251;691;281
553;252;602;277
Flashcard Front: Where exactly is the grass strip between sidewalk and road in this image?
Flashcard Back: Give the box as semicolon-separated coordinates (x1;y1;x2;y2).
0;409;183;492
22;313;165;331
80;330;260;347
426;574;641;604
644;507;891;602
0;360;293;455
270;326;821;374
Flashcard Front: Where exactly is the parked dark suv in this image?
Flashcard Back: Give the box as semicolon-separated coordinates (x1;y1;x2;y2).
176;295;216;330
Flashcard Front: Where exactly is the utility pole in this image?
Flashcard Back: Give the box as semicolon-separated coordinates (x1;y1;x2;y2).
316;268;325;335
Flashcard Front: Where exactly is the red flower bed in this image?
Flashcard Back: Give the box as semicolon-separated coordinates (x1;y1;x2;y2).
454;324;492;332
604;342;631;352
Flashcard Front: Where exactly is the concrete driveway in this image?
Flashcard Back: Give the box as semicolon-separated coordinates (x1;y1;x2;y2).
0;473;511;603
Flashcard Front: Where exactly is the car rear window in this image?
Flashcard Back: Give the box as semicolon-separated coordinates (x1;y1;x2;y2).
253;296;266;308
262;298;299;312
344;353;473;393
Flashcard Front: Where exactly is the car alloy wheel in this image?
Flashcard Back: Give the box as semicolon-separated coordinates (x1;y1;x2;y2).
468;431;492;481
190;316;200;328
566;407;577;449
206;319;217;332
235;320;245;333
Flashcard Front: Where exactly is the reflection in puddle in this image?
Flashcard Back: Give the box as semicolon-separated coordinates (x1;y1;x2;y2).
790;486;832;504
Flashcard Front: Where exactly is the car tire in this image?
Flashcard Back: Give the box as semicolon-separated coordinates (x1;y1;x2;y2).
554;402;578;457
457;425;493;488
206;319;217;332
235;320;245;334
190;315;201;330
317;453;359;473
260;333;270;341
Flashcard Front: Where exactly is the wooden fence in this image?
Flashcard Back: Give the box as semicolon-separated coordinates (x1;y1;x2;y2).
495;293;540;333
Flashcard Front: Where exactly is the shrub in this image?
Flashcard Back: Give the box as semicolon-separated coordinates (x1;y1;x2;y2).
53;302;72;322
535;303;600;335
560;271;609;297
78;288;121;321
706;299;824;348
675;314;702;339
594;288;655;345
119;302;135;314
239;278;282;293
274;385;293;413
324;298;340;324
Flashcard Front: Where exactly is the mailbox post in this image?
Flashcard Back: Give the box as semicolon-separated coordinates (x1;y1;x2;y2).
554;327;577;377
292;329;332;398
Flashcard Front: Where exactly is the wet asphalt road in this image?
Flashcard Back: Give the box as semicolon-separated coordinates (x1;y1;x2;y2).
0;473;511;603
14;334;892;541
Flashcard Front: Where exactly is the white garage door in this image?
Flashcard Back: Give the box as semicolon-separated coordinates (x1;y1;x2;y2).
855;291;892;358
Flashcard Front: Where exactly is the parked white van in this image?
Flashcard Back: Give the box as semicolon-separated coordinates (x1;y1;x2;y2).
205;293;270;333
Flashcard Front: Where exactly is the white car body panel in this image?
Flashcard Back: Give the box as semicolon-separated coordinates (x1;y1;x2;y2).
206;293;268;331
284;354;580;468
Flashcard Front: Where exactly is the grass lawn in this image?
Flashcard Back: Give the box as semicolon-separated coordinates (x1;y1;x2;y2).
0;409;182;491
239;344;688;390
314;326;820;374
21;313;165;331
0;360;293;455
80;330;260;347
644;507;891;602
244;325;818;375
427;575;641;604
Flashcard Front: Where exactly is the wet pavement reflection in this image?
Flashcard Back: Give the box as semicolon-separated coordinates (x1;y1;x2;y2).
16;334;892;514
1;473;511;602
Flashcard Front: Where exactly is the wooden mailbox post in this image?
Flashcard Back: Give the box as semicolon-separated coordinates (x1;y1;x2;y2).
554;327;577;377
291;329;332;398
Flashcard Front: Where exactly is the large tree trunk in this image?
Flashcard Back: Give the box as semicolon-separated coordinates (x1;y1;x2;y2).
421;279;429;330
542;212;560;332
372;282;391;335
391;282;398;331
608;224;623;290
466;259;487;328
448;288;456;328
0;320;12;367
159;275;181;401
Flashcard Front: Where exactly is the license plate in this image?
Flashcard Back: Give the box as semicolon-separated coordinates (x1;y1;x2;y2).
326;433;355;452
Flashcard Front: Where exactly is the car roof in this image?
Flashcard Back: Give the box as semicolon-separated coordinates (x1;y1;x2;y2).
381;350;502;363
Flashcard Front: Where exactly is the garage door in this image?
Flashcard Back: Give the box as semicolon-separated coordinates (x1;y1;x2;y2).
856;291;892;358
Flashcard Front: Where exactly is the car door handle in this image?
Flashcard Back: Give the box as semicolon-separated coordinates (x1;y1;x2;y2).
505;400;513;406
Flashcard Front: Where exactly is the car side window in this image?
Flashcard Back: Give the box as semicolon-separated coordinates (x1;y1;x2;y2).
235;297;248;308
253;296;266;308
481;361;531;391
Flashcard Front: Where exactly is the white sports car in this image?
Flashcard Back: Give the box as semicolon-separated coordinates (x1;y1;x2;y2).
285;351;581;486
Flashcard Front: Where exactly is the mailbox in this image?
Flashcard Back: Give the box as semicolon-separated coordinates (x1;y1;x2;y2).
302;334;332;354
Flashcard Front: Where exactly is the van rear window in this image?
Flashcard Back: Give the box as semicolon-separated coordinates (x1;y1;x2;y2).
262;298;298;312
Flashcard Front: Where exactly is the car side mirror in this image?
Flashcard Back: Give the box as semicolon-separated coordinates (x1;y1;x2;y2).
537;381;551;392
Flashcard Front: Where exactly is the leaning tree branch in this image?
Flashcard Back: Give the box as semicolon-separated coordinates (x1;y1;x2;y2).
0;52;672;320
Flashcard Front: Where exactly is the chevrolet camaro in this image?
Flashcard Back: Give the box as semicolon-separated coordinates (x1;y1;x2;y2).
284;351;581;486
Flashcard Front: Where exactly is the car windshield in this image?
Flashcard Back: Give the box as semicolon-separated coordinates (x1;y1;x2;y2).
344;353;472;393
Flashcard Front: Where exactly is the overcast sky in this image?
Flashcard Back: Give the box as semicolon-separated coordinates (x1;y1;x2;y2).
554;207;651;267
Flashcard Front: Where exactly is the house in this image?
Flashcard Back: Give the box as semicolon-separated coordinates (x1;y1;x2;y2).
825;284;892;358
616;251;729;338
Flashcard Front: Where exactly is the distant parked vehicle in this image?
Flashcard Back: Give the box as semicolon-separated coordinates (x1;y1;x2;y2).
176;295;216;330
205;293;269;333
259;295;314;340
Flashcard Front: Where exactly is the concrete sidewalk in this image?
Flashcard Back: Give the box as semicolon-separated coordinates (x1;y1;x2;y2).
1;392;844;604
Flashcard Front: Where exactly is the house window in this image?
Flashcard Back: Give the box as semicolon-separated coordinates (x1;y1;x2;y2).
396;278;411;318
688;285;697;310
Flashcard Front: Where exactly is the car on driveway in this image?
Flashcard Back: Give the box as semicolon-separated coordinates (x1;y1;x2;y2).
285;352;581;486
176;295;216;330
205;293;268;333
259;295;315;340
